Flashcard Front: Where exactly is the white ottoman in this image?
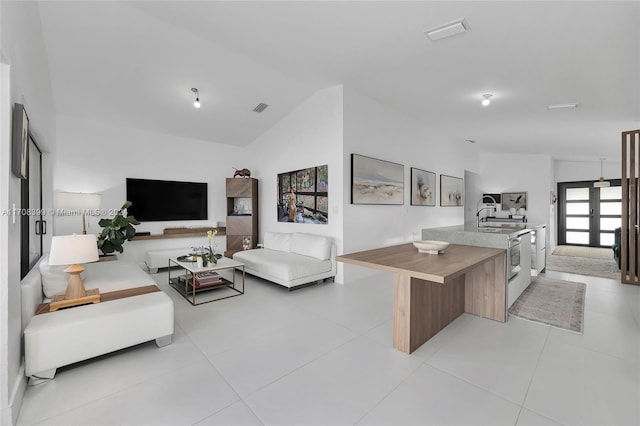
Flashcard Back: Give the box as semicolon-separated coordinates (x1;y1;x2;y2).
145;248;192;273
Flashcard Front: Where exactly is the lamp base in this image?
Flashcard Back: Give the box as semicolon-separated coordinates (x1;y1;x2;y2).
49;264;101;312
49;289;100;312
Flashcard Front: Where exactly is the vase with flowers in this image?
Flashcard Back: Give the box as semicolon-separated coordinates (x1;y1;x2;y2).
190;229;219;267
205;229;218;266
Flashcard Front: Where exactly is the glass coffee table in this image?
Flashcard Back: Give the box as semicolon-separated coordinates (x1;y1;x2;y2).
168;256;245;306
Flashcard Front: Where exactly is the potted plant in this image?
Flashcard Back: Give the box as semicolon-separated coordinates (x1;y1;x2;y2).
97;201;140;256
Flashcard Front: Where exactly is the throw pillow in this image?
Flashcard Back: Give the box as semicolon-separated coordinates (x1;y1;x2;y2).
291;233;332;260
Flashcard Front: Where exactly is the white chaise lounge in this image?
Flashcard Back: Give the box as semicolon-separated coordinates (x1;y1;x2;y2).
232;232;336;290
21;256;174;382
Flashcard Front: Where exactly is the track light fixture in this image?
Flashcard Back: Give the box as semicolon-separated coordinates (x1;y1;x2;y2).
481;94;492;107
191;88;201;108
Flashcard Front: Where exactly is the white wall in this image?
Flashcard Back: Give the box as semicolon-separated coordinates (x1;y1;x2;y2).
0;2;56;424
478;153;554;248
246;85;345;282
464;170;484;224
554;159;621;183
54;116;246;267
342;87;480;282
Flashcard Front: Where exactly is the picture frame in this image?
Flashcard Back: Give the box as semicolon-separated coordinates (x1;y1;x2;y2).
12;103;29;180
440;174;464;206
277;164;328;224
501;192;527;211
410;167;436;206
351;154;404;205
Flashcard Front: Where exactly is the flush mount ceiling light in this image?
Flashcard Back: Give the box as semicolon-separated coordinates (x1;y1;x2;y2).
424;18;470;41
481;94;492;107
546;103;579;110
594;158;610;188
191;88;201;109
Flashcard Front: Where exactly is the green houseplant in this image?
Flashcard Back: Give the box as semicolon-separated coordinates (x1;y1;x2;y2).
97;201;140;255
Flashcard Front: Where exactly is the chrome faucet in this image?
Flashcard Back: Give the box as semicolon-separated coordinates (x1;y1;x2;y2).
476;195;497;227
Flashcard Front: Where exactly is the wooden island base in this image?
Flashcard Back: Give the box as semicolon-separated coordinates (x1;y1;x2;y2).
337;243;506;354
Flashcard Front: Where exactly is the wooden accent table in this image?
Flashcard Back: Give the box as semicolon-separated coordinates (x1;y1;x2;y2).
337;243;506;354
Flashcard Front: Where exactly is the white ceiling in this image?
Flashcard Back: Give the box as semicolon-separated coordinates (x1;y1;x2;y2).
37;1;640;161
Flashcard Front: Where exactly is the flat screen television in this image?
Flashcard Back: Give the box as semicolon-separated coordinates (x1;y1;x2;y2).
126;178;208;222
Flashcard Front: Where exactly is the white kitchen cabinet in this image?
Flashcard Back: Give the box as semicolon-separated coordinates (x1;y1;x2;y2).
531;225;547;276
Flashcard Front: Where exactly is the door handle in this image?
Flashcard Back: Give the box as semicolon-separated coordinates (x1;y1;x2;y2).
35;220;42;235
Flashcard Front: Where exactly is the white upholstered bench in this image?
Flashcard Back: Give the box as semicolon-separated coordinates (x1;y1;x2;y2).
145;248;192;273
21;257;174;382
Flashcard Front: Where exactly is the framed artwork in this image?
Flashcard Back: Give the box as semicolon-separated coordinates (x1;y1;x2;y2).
277;164;328;224
410;168;435;206
12;103;29;179
440;174;464;206
351;154;404;205
502;192;527;211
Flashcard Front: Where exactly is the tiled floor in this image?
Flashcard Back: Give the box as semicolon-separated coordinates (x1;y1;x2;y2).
17;268;640;426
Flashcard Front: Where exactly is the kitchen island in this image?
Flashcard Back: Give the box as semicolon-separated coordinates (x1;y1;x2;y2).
337;243;506;354
422;222;547;308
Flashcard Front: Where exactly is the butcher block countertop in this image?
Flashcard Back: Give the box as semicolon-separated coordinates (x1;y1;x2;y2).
336;243;505;284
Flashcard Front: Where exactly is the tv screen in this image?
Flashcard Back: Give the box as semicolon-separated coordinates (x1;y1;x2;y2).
126;178;208;222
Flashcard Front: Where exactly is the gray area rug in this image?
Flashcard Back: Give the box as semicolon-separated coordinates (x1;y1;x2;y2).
509;276;586;333
546;254;620;280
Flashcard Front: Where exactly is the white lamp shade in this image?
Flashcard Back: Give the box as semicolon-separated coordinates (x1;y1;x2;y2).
49;234;99;266
55;192;101;211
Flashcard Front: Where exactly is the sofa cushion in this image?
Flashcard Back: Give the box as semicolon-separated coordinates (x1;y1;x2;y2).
39;256;84;298
84;260;158;292
291;233;332;260
233;249;332;281
263;232;292;252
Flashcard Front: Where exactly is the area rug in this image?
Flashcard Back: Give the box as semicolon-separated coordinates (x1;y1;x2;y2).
509;276;586;333
546;254;620;280
552;245;613;260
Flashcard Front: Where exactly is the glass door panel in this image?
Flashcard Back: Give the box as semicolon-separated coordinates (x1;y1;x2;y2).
566;231;590;245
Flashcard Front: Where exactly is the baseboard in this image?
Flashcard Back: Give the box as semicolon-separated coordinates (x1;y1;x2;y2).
1;363;27;426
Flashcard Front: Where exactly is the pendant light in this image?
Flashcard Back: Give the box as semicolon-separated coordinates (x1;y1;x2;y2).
594;158;610;188
191;88;201;108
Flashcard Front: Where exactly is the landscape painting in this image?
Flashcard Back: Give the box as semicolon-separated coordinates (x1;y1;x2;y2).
440;174;464;206
411;168;436;206
277;164;328;224
351;154;404;205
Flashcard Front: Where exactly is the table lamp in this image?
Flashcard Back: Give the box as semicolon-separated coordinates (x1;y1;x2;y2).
55;192;101;234
48;234;100;310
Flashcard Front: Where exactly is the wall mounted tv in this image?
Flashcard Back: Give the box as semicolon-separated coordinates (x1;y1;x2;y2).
126;178;208;222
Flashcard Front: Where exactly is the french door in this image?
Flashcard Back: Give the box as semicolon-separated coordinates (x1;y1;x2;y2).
558;180;622;247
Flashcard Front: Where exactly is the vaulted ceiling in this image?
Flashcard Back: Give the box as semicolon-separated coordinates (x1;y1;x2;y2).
38;1;640;161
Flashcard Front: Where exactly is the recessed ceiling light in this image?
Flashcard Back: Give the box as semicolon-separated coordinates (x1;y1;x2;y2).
424;18;470;41
546;103;578;110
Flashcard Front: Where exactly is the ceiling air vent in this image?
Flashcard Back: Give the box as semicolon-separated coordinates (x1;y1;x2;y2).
253;103;269;113
424;18;469;41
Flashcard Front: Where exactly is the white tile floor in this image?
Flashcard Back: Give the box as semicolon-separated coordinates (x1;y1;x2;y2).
17;269;640;426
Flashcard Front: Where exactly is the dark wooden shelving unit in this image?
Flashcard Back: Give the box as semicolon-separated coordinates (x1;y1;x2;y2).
225;178;258;258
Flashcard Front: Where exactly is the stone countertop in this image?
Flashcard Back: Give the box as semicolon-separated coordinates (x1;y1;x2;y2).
422;223;544;249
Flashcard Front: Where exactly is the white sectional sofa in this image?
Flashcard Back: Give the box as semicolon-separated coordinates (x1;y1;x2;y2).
232;232;336;289
21;256;174;382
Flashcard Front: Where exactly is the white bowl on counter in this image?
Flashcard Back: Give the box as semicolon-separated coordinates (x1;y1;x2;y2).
412;240;450;254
